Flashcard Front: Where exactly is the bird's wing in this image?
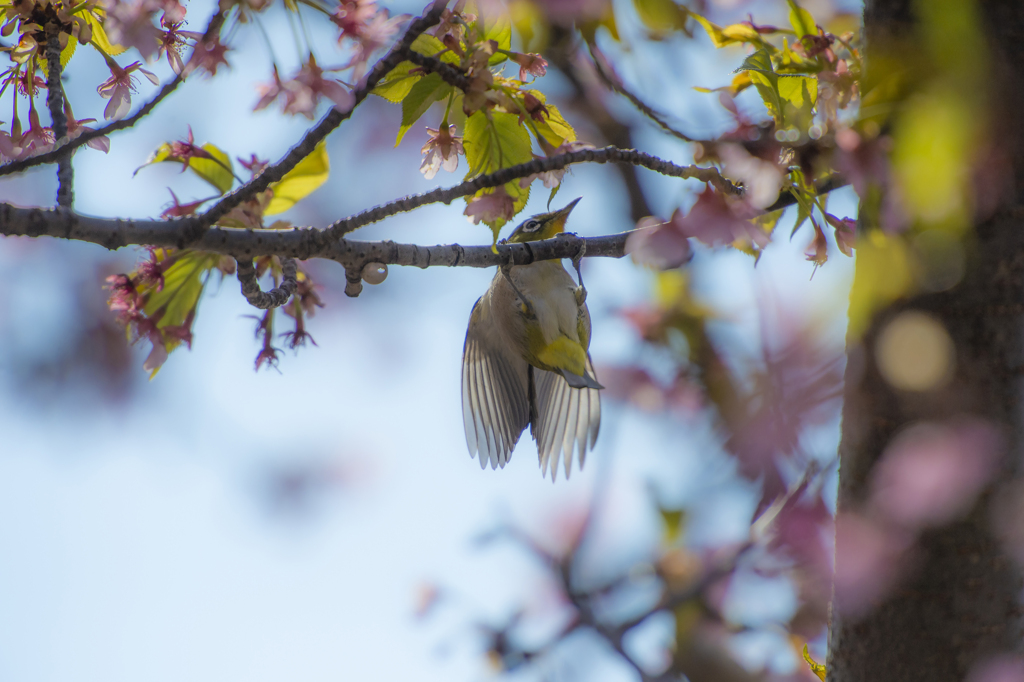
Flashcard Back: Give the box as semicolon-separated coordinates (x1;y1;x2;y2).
530;356;601;482
462;295;531;470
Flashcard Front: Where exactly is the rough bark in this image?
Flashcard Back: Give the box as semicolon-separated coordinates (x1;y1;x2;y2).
827;1;1024;679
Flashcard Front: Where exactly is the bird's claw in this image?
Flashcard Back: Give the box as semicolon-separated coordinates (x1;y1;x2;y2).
574;285;587;307
501;266;536;318
570;235;587;291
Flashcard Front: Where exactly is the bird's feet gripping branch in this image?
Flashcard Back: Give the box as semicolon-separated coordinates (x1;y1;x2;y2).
461;199;602;482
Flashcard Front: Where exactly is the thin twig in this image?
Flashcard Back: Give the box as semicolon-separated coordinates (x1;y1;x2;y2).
587;41;699;144
326;145;737;238
546;26;653;223
197;0;448;232
764;174;847;213
0;10;227;179
236;256;297;309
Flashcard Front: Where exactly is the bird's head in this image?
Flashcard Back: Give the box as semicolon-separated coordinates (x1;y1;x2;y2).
507;198;581;243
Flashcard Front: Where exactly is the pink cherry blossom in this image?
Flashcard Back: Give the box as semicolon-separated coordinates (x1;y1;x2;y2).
97;61;159;120
464;187;515;225
16;108;54;158
0;128;17;162
512;53;548;81
625;216;692;270
805;221;828;269
346;10;406;78
717;143;783;209
967;656;1024;682
102;0;164;62
668;186;767;248
825;212;856;256
518;141;594;189
65;109;110;153
330;0;378;38
870;419;1001;529
161;189;206;218
833;512;914;616
254;58;353;119
420;124;464;179
184;37;231;78
158;18;203;74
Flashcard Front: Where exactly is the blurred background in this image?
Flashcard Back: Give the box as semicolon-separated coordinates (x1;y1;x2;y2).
0;0;859;679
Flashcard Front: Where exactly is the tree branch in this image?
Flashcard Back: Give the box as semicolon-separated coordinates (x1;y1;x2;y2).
0;10;227;179
326;146;737;238
44;25;72;207
403;50;472;90
196;0;448;233
0;202;632;285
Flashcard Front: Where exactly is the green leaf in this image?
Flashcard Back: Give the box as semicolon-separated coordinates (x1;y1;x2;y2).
133;142;176;177
410;34;460;64
692;13;760;47
265;141;329;215
475;0;512;64
85;11;128;56
802;645;827;681
143;251;220;363
660;508;686;544
739;49;785;125
372;61;422;102
546;183;561;209
464;110;534;237
396;73;452;146
536;102;576;147
734;209;785;259
788;173;816;238
39;32;78;72
748;72;782;123
519;91;577;148
738;48;775;75
509;0;546;52
693;71;753;96
777;74;818;129
189;143;235;195
787;0;817;38
578;0;619;42
465;110;534;175
775;37;821;74
633;0;689;36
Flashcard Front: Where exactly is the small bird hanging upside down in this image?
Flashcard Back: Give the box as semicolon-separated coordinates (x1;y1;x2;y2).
462;198;602;481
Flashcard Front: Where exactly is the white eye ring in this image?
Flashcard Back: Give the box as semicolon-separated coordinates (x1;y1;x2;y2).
523;219;541;232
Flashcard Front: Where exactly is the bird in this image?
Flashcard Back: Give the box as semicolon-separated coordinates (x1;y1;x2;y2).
461;197;602;481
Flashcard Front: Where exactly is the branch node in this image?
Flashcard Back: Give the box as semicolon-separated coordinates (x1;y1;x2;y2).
345;267;364;297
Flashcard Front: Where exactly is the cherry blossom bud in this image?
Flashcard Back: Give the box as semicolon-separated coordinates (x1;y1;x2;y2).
361;262;387;284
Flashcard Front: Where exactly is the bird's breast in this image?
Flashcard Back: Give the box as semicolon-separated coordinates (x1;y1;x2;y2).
508;262;581;345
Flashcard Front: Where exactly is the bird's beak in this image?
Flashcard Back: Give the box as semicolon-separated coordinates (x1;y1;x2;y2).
549;197;582;233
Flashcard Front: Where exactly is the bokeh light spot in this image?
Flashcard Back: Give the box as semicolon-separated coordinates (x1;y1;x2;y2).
876;311;954;391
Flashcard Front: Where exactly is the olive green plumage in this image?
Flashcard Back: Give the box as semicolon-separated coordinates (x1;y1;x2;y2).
461;198;602;481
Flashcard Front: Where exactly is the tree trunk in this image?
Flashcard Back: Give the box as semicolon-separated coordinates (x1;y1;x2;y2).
827;1;1024;680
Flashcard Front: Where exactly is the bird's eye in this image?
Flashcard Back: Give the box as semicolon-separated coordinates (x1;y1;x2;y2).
523;219;541;232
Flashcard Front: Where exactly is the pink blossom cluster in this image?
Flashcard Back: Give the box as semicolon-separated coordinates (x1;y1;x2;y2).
254;57;354;120
105;251;194;374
